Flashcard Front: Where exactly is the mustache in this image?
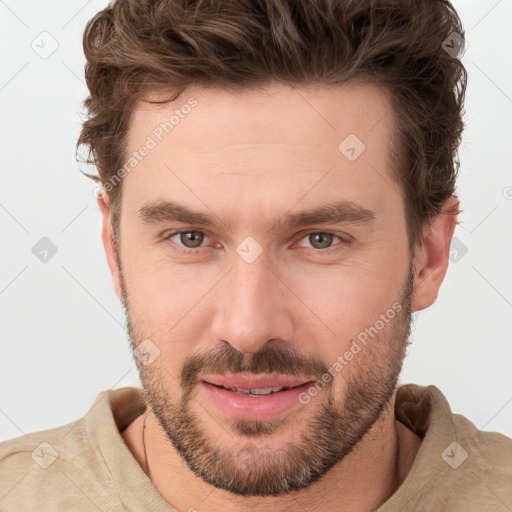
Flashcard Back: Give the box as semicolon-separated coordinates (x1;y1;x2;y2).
179;343;329;392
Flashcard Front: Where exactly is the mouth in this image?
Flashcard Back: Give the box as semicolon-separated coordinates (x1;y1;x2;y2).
201;373;313;387
204;382;310;397
199;374;315;421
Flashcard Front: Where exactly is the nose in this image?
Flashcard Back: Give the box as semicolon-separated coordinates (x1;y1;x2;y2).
210;249;295;353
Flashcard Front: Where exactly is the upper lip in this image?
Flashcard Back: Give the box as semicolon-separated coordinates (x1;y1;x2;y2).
201;374;313;390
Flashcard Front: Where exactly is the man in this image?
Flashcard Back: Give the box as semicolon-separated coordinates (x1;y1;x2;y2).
1;0;511;510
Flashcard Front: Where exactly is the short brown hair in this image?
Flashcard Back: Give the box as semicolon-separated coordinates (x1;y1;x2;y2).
77;0;466;249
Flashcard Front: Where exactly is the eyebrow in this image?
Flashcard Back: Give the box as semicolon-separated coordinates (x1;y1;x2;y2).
138;199;375;232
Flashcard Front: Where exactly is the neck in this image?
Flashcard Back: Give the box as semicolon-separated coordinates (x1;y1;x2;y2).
123;392;421;512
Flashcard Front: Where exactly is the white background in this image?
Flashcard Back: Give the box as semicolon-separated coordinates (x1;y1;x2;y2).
1;0;511;442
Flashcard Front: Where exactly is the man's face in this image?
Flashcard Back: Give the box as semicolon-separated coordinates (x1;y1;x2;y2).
115;82;414;496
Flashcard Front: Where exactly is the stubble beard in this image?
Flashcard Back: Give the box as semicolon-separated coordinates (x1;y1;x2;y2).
120;260;414;497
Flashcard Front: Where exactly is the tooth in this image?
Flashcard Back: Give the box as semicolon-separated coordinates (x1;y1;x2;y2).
250;387;274;395
222;385;292;395
247;386;287;395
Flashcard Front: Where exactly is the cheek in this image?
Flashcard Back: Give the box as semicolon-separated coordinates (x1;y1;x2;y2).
122;256;229;370
288;252;408;355
123;246;208;319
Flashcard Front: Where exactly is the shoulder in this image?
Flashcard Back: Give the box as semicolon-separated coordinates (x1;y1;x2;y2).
389;384;512;511
453;412;512;482
0;389;126;511
0;416;87;472
429;415;512;511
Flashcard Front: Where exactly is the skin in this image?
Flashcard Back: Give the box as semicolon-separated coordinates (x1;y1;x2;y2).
99;81;458;511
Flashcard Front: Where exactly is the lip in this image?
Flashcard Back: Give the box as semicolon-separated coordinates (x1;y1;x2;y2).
199;376;315;421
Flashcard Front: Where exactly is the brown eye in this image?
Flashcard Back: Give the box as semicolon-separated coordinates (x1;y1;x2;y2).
178;231;204;248
166;230;209;250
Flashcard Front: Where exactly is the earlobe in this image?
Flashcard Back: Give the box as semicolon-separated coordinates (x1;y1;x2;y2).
97;192;122;301
411;196;459;312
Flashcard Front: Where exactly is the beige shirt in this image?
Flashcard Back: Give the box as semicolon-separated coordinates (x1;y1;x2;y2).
1;384;511;511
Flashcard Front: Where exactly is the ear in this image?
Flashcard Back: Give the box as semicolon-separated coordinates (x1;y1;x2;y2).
411;196;459;312
97;191;122;301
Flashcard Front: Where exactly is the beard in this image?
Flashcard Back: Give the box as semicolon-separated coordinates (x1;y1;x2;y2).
119;259;414;497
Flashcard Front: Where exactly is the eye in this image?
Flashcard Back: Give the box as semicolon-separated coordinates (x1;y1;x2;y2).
165;230;212;252
163;229;351;256
295;231;350;253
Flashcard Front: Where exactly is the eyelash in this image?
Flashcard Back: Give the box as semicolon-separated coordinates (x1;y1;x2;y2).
163;229;351;256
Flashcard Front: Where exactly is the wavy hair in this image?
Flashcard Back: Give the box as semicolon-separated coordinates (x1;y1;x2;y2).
77;0;466;249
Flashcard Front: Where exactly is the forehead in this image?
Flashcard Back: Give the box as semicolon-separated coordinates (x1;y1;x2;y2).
121;81;400;225
128;81;393;153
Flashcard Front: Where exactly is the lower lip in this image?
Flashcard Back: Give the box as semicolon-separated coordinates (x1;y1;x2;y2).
200;381;313;421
